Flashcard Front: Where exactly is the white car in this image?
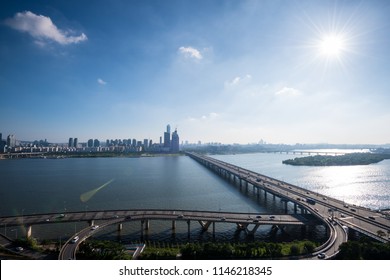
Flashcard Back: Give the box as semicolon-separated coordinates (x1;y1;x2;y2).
91;225;99;230
317;253;326;259
71;236;79;243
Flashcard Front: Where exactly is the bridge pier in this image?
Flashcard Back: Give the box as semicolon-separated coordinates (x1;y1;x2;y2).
172;220;176;230
145;220;150;230
280;199;288;213
89;220;95;226
117;223;123;231
187;220;191;239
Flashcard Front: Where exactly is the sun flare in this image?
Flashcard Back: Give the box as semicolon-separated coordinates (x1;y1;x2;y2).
319;34;345;57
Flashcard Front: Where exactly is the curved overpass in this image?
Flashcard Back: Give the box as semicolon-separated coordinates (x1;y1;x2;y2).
57;208;344;260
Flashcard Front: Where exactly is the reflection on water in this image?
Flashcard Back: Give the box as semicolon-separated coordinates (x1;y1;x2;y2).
213;152;390;210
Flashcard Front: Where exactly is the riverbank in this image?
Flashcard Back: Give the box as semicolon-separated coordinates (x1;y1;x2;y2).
282;153;390;166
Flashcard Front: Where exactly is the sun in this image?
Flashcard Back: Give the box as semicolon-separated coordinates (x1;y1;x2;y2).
318;34;346;57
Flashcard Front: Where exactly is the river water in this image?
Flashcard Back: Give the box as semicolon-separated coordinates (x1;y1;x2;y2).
0;151;388;243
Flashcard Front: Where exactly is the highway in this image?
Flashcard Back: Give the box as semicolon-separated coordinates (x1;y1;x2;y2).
56;209;310;260
187;152;390;258
187;152;390;242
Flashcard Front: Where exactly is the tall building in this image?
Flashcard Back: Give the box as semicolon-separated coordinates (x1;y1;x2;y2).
73;138;78;148
88;139;93;148
164;124;171;148
143;139;149;149
7;134;16;147
68;138;73;148
171;129;180;153
94;139;100;147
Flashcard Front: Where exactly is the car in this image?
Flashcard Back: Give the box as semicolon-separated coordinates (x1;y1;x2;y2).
350;208;356;212
269;216;275;220
57;214;65;218
220;217;226;221
253;219;259;223
323;197;327;200
178;214;184;219
315;208;319;212
256;178;261;182
344;204;349;208
368;216;375;220
71;236;79;243
306;191;310;194
16;247;23;252
317;253;326;259
91;225;99;230
340;214;345;218
45;218;50;222
256;215;262;218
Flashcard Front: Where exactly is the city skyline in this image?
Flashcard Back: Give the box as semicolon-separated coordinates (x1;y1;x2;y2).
1;1;390;145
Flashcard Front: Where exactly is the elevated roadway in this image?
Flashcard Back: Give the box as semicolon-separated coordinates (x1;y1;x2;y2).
186;152;390;245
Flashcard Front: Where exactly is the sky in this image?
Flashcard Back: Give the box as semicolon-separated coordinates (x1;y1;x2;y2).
0;0;389;145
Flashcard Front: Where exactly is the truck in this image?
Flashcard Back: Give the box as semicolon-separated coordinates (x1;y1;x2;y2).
306;198;316;205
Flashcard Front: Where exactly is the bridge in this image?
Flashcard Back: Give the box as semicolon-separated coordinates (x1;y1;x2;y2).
186;152;390;243
0;209;317;260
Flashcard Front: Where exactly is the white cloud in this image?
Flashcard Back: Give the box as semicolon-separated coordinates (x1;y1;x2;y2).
225;74;252;88
275;87;302;97
97;78;107;85
4;11;87;45
178;46;203;60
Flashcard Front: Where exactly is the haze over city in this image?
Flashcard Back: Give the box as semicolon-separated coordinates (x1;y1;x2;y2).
1;0;389;145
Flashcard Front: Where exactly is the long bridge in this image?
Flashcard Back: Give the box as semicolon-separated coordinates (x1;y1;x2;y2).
186;152;390;242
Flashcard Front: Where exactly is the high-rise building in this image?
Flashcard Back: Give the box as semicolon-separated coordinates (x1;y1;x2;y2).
143;139;149;149
94;139;100;147
164;124;171;148
88;139;93;148
68;138;73;148
7;134;16;147
171;129;180;153
73;138;78;148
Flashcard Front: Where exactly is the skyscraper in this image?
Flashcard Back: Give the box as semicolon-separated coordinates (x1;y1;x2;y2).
164;124;171;148
7;134;16;147
73;138;78;148
68;138;73;148
171;129;180;153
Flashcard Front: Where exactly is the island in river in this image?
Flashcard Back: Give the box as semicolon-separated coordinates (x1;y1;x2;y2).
282;153;390;166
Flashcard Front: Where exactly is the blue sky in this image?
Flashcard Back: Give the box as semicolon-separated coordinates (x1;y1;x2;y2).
1;0;389;145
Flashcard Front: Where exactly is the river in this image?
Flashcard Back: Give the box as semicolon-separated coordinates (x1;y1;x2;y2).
0;151;388;243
